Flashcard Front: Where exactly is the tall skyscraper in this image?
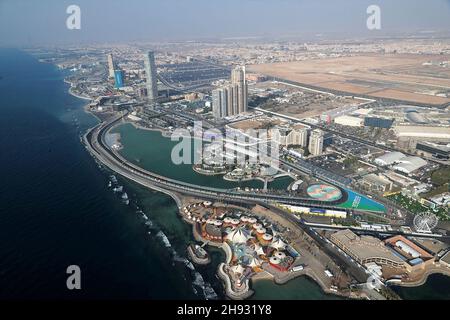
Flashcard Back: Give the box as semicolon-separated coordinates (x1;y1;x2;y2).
231;66;248;114
212;66;248;119
212;88;228;119
114;69;124;88
212;89;222;119
107;53;115;78
308;129;324;156
143;51;158;102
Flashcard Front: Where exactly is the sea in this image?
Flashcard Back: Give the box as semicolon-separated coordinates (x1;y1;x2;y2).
0;48;449;300
0;48;212;299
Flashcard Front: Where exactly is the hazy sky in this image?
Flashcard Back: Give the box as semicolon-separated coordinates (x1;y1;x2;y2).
1;0;450;46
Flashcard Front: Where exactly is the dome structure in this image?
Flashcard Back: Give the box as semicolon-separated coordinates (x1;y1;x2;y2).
248;257;261;268
254;244;265;256
247;217;257;224
226;227;252;244
231;218;240;225
271;237;287;250
256;227;266;234
262;233;273;241
269;256;280;265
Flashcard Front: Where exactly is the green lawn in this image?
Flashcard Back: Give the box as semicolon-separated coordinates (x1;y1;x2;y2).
387;194;449;221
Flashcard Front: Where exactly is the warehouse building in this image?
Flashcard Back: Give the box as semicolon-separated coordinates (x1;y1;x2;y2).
334;115;363;127
374;152;427;174
416;142;450;160
392;156;427;174
374;152;405;166
330;229;406;268
360;173;393;193
364;116;394;129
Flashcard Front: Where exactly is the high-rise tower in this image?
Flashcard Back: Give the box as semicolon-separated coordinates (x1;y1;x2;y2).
143;51;158;102
107;53;115;78
231;66;248;114
114;70;124;88
308;129;324;156
212;66;248;119
212;88;228;119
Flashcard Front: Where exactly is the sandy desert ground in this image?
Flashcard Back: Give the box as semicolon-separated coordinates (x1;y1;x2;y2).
249;54;450;106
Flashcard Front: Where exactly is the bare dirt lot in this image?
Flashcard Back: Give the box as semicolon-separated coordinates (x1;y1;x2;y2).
249;54;450;106
228;117;284;130
252;81;366;119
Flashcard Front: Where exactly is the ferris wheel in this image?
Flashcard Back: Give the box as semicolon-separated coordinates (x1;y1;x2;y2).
413;212;439;233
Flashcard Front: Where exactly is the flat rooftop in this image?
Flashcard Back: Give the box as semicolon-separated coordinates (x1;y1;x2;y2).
384;235;433;260
441;251;450;264
331;229;405;264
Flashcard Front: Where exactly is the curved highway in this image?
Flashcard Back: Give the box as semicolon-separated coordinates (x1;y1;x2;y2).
83;114;349;209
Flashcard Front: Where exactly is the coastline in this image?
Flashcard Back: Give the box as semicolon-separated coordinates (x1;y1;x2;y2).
64;77;102;124
69;74;449;301
64;78;93;101
392;268;450;288
183;200;352;300
80;110;367;300
1;50;201;299
104;120;187;208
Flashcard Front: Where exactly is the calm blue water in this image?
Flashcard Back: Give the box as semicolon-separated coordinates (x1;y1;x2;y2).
0;49;203;299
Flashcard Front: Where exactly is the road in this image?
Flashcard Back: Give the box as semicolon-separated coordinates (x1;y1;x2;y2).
252;106;444;165
262;203;370;283
302;221;448;240
84;113;450;291
83;113;350;209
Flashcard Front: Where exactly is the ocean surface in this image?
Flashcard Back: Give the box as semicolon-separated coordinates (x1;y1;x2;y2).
1;48;448;300
0;49;206;299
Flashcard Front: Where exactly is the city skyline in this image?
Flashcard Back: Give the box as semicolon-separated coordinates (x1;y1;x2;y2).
1;0;450;46
0;0;449;306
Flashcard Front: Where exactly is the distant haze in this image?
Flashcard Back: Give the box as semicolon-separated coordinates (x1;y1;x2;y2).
1;0;450;46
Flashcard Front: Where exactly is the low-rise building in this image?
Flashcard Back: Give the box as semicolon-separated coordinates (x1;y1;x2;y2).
374;152;427;174
430;192;450;207
395;125;450;150
334;115;363;127
330;229;405;268
383;235;434;272
392;156;427;174
440;251;450;268
416;141;450;160
271;125;308;148
364;116;394;128
374;152;405;166
360;173;393;193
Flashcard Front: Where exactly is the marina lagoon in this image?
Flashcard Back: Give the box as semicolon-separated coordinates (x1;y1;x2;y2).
112;123;294;191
